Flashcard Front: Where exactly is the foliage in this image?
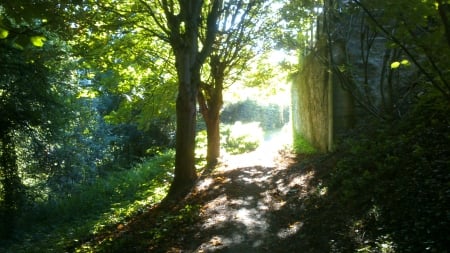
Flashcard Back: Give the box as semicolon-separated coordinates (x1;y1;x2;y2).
0;5;71;238
197;0;275;165
0;151;175;253
222;122;264;155
197;122;265;157
0;0;291;250
282;0;450;123
325;89;450;252
278;0;323;53
355;0;450;99
221;99;290;131
145;203;202;249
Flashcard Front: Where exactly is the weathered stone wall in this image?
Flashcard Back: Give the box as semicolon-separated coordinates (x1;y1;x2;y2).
331;39;355;136
292;34;356;152
292;47;331;152
292;3;415;152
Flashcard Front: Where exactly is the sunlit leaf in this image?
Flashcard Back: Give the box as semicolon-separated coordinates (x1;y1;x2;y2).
0;28;8;39
401;59;410;66
77;89;98;98
30;36;47;47
390;61;401;69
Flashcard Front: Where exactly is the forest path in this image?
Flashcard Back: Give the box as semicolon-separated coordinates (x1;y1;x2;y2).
91;128;331;253
152;129;319;252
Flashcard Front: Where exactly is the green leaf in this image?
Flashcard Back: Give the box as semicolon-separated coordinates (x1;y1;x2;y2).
0;28;9;39
30;36;46;47
390;61;401;69
77;89;98;98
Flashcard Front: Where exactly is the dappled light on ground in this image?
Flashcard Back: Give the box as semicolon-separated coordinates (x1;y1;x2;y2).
72;128;339;252
186;128;316;252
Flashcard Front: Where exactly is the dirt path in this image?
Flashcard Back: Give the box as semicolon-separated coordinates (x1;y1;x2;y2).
89;128;336;253
162;130;317;252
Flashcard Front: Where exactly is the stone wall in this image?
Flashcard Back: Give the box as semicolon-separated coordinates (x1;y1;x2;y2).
291;2;416;152
292;50;331;152
292;43;355;152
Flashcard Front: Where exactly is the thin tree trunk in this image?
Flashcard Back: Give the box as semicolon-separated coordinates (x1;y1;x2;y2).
0;130;21;239
205;115;220;166
198;80;223;167
198;56;224;167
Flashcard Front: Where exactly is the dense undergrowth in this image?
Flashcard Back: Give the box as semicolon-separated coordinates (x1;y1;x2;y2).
321;90;450;252
0;151;175;253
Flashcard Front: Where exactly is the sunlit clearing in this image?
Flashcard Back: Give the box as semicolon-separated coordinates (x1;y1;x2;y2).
222;123;292;169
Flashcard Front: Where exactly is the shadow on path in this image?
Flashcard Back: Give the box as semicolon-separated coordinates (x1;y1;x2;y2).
86;130;353;253
166;149;328;253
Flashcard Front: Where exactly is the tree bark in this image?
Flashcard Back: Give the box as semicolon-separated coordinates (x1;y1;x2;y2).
198;80;223;166
167;46;200;197
205;112;221;166
169;83;198;197
160;0;221;198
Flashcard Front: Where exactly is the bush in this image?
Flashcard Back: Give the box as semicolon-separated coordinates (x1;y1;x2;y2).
327;90;450;252
1;151;175;252
222;122;264;154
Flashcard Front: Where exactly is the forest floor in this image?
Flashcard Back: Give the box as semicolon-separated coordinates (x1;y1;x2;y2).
81;132;344;253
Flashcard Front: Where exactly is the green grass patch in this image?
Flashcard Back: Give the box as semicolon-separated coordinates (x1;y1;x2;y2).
1;150;175;253
293;132;316;154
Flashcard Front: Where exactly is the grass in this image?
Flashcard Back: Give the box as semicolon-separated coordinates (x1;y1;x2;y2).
1;150;175;253
293;132;316;154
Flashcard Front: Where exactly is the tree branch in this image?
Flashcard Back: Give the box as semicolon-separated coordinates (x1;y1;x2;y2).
436;0;450;47
353;0;450;99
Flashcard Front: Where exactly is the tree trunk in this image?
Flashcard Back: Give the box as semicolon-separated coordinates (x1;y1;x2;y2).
168;85;198;197
167;47;200;197
198;65;224;167
198;85;223;167
0;130;21;239
205;112;220;166
163;0;221;198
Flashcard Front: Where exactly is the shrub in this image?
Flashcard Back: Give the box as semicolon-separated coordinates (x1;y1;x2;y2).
1;151;175;252
222;122;264;154
327;89;450;252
